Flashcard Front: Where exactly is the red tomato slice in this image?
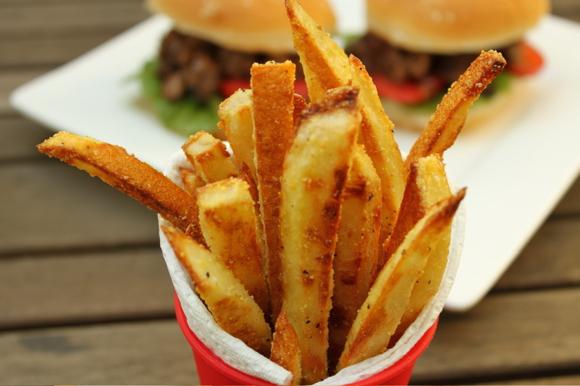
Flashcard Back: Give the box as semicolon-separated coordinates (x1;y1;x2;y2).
372;75;443;104
219;79;309;98
508;42;544;76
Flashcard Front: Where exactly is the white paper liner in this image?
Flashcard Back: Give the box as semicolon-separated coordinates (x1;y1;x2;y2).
158;150;465;386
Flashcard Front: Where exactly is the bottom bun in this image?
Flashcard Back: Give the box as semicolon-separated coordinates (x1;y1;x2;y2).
383;80;519;132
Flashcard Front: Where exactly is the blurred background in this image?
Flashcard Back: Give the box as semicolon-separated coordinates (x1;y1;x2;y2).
0;0;579;384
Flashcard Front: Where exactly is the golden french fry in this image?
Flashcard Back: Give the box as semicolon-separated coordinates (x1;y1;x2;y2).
329;145;382;366
179;167;205;196
251;60;296;319
338;189;466;370
281;86;360;383
387;155;452;344
182;131;238;183
162;225;272;355
37;132;203;242
197;178;270;315
271;311;302;386
218;89;257;180
349;55;406;254
405;50;506;172
285;0;351;102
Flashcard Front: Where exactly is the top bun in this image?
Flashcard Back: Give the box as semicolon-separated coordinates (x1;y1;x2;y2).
367;0;549;54
148;0;335;54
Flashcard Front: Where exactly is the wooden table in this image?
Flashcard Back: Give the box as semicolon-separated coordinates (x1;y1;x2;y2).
1;1;579;384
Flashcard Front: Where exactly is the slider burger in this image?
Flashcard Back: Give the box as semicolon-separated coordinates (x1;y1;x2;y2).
141;0;335;135
347;0;549;130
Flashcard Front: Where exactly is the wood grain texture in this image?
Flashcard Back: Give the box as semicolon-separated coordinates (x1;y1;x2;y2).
553;177;580;216
0;117;49;160
0;249;173;329
487;373;580;384
496;218;580;290
0;320;197;384
0;162;158;255
413;288;580;383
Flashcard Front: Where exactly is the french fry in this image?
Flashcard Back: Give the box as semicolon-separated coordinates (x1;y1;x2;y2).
280;86;360;383
251;60;296;319
271;311;302;386
405;50;506;172
329;145;382;366
162;225;272;355
285;0;351;102
179;167;205;196
337;189;466;371
387;155;452;344
37;132;203;242
182;131;238;183
350;55;406;253
219;90;307;186
218;89;257;180
197;178;270;315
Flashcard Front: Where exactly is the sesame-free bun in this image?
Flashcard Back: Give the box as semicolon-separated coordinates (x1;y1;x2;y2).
367;0;549;54
148;0;335;54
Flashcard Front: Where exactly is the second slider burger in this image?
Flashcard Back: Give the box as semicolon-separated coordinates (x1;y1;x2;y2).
348;0;549;130
141;0;335;135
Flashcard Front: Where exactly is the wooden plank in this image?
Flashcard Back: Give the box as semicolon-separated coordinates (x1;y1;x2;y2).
496;218;580;290
0;116;51;160
0;162;158;255
488;373;580;384
0;248;173;329
0;32;140;67
0;68;49;115
413;288;580;383
552;0;580;22
0;1;147;38
0;320;198;384
553;177;580;216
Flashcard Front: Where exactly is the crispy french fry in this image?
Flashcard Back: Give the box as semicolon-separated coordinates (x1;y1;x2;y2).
162;225;272;355
405;50;506;172
350;55;406;253
182;131;238;183
281;87;360;383
218;89;257;180
37;132;203;242
329;145;382;366
387;155;452;344
251;60;296;319
337;189;466;371
197;178;270;315
271;311;302;386
286;0;351;102
179;167;205;196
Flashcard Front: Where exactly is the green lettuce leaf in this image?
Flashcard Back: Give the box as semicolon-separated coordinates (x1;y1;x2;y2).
137;59;219;137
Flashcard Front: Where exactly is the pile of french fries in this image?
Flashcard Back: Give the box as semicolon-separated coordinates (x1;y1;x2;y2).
37;0;506;384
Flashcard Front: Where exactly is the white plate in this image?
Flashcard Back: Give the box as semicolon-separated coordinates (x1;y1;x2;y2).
10;5;580;310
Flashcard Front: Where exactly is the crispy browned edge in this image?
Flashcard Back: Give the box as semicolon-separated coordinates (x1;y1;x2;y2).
251;60;296;319
337;189;466;370
37;132;203;243
271;311;302;385
162;224;272;355
282;86;360;383
383;160;426;261
405;50;506;171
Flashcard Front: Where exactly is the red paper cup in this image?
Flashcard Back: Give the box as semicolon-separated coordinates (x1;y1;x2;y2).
175;295;437;385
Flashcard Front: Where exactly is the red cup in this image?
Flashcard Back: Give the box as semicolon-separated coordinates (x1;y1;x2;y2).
175;294;437;385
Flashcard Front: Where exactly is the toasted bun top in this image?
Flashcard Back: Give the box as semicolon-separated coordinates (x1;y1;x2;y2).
367;0;549;54
148;0;335;53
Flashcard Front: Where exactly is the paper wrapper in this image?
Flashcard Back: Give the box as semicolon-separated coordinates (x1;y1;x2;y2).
159;151;466;386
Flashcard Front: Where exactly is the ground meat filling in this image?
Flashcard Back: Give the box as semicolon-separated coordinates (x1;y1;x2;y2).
347;33;520;85
158;29;302;102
